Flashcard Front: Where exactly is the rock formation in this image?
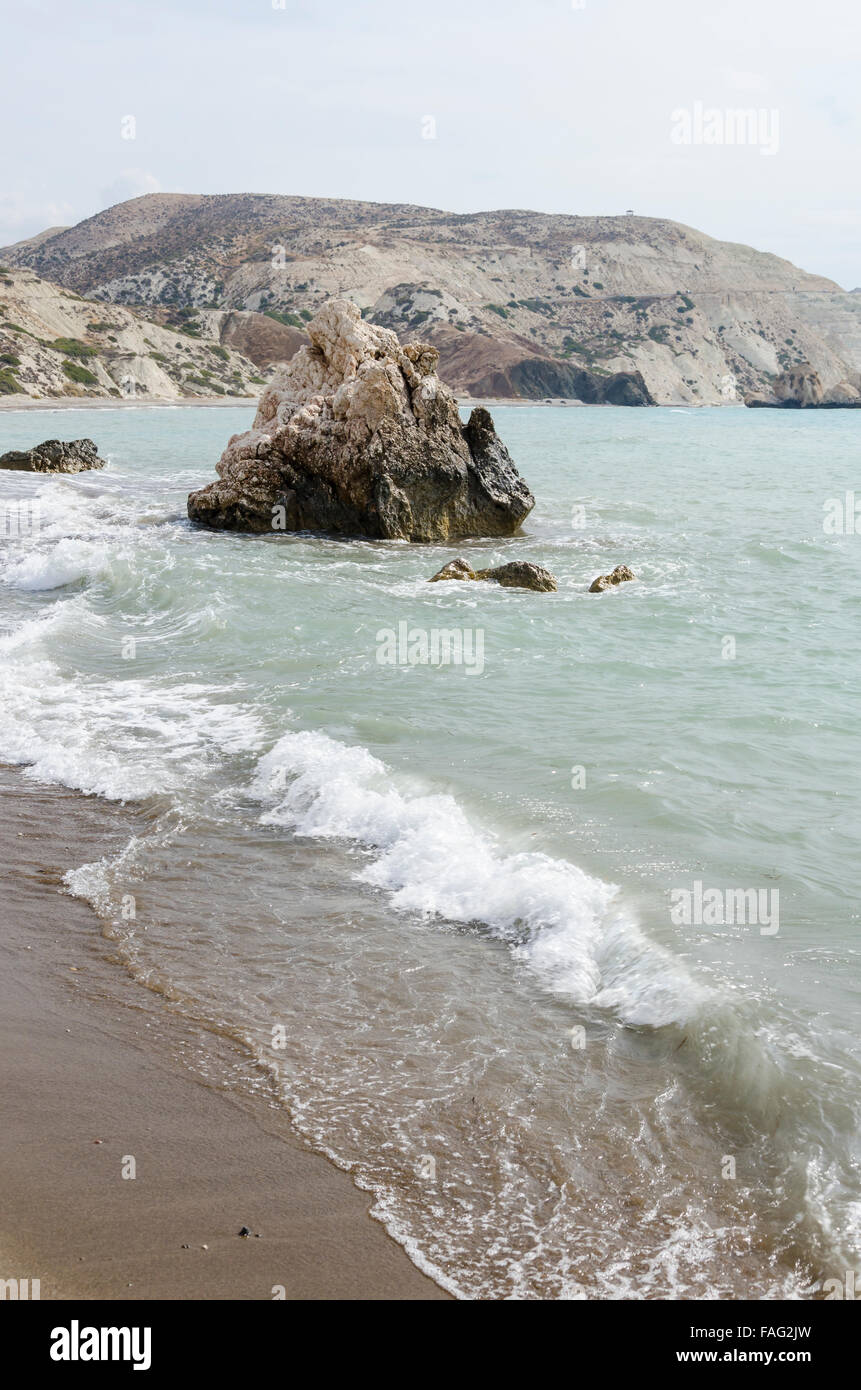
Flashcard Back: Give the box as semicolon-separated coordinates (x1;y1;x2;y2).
774;365;824;407
0;438;105;472
822;381;861;405
429;557;557;591
746;365;861;409
589;564;635;593
187;300;535;541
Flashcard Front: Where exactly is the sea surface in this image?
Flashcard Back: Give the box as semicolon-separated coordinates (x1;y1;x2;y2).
1;402;859;1299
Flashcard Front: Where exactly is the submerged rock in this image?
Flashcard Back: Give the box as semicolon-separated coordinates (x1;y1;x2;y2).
187;299;535;541
0;438;105;473
589;564;635;593
429;557;557;591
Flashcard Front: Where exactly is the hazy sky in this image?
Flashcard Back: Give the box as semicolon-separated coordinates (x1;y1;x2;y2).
3;0;859;286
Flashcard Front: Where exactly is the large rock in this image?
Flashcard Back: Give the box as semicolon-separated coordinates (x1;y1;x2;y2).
187;299;535;541
0;438;105;473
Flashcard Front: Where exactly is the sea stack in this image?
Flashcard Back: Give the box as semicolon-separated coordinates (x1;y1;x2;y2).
187;299;534;541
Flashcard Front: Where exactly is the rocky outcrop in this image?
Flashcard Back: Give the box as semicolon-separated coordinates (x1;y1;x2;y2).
426;335;653;404
501;357;654;406
0;438;105;472
746;364;861;408
187;300;535;541
773;365;824;407
429;557;557;591
823;380;861;405
589;564;635;593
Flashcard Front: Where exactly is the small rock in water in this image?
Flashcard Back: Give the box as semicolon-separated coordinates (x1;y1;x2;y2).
429;558;557;591
238;1226;252;1237
475;561;557;592
428;558;476;582
588;565;636;593
0;438;106;473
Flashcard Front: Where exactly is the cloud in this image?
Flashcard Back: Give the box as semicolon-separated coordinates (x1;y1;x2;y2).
720;69;770;93
97;169;162;211
0;193;75;243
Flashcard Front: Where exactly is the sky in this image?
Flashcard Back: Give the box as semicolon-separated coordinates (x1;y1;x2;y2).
2;0;859;287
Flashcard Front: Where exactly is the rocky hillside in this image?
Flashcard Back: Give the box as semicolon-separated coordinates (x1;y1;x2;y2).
0;265;266;401
4;193;861;405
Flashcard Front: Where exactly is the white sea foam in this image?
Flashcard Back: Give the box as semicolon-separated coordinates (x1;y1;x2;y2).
0;636;266;801
1;537;112;590
252;729;707;1026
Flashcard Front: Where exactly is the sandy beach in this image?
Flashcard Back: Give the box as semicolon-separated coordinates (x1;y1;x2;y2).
0;393;587;414
0;395;261;412
0;764;448;1301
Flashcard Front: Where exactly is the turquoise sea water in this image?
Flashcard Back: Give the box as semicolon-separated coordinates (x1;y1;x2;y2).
1;402;859;1298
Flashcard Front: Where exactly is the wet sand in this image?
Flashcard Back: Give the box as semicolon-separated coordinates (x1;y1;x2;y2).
0;765;449;1300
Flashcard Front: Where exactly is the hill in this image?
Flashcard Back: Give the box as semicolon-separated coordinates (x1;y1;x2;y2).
4;194;861;405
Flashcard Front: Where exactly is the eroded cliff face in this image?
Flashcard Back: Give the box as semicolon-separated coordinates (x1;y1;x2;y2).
745;363;861;408
0;267;264;401
187;299;534;541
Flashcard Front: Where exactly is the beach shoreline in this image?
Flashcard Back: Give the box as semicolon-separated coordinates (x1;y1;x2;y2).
0;763;449;1301
0;393;597;414
0;395;261;412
